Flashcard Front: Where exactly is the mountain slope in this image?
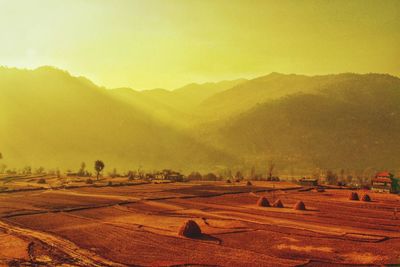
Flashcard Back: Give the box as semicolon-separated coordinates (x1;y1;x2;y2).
108;79;247;127
0;66;233;171
196;72;393;121
198;73;400;170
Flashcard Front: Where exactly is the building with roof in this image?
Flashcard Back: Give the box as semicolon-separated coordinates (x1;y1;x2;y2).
371;171;399;193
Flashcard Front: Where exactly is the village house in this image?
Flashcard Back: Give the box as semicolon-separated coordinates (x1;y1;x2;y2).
371;171;399;193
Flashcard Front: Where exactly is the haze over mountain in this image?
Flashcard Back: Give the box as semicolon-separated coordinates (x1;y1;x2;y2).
1;66;399;174
108;79;246;127
0;66;232;171
198;73;400;171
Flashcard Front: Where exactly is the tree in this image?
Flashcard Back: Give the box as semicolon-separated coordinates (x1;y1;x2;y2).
267;160;275;180
23;166;32;175
0;153;4;174
326;170;338;185
0;164;6;174
250;166;256;180
94;160;105;180
35;166;45;175
110;168;118;178
234;171;243;181
78;162;86;176
187;172;202;180
203;173;218;181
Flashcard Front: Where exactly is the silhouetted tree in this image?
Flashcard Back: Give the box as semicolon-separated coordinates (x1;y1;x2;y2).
110;168;118;178
267;160;275;180
0;164;6;174
326;170;338;185
35;166;45;175
234;171;243;181
0;153;4;174
94;160;105;180
23;166;32;175
203;173;218;181
78;162;86;176
250;166;256;180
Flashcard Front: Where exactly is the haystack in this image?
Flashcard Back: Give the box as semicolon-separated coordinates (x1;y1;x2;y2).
273;199;284;208
294;201;306;210
246;181;252;186
362;194;371;202
349;192;359;201
257;196;270;207
178;220;202;238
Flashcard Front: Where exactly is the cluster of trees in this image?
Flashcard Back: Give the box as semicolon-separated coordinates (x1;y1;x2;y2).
0;151;393;188
323;168;378;187
0;154;106;181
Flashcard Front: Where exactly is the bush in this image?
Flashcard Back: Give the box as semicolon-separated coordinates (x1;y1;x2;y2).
86;178;94;184
203;173;218;181
37;178;46;184
187;172;202;180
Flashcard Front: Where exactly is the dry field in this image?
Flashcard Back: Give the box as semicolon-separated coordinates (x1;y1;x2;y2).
0;176;399;266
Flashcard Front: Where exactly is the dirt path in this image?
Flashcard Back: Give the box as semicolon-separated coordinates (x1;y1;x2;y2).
0;220;126;267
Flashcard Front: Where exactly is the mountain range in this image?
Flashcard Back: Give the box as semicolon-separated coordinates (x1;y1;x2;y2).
1;66;399;174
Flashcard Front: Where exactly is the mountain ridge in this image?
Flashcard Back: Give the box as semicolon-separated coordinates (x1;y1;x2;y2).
1;66;399;173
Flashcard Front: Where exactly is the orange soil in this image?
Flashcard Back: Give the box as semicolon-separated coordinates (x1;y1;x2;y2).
0;180;399;266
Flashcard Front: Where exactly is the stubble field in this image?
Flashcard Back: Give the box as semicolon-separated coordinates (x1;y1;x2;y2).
0;176;399;266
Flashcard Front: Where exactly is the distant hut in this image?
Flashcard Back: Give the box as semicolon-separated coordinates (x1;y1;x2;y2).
371;171;399;193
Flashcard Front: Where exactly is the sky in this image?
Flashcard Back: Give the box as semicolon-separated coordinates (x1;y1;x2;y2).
0;0;399;90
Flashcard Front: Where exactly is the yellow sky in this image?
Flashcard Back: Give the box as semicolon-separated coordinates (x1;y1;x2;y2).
0;0;399;90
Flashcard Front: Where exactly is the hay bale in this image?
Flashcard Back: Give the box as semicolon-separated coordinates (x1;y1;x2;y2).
246;181;252;186
349;192;360;201
272;199;284;208
178;220;202;238
362;194;371;202
257;196;270;207
294;201;306;210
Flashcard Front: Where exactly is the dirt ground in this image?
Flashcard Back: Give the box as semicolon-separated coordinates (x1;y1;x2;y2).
0;177;399;266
